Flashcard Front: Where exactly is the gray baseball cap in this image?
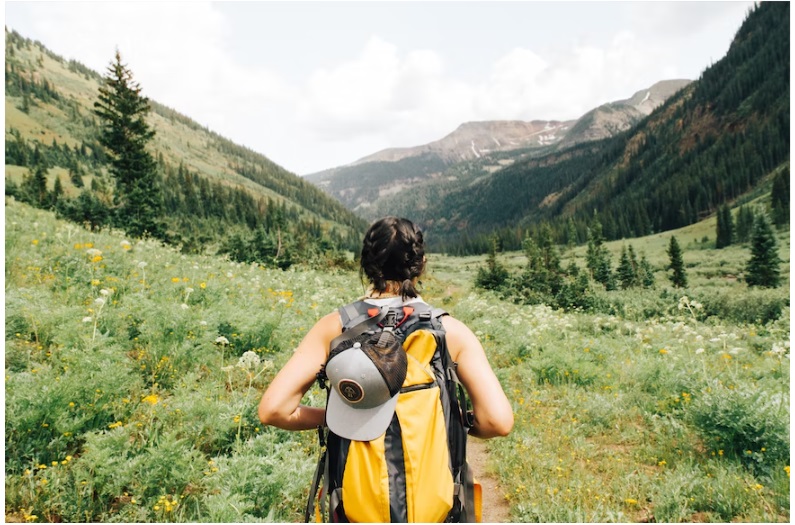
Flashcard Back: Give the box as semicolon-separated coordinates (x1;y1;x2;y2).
325;332;407;441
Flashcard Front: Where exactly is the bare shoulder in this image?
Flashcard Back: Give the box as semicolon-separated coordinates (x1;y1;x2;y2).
440;315;477;338
440;315;481;360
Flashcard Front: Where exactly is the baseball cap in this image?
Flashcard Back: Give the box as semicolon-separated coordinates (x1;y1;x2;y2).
325;330;407;441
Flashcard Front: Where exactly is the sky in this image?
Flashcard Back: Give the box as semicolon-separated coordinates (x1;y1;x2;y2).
4;1;755;175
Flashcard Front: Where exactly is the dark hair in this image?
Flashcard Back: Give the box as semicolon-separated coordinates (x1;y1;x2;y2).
360;217;426;299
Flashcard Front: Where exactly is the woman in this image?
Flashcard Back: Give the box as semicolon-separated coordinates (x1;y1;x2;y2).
258;216;513;439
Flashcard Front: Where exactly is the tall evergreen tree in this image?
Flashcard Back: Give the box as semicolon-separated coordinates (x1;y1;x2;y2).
735;205;756;243
93;50;164;239
617;244;640;289
475;235;509;291
586;215;614;289
639;254;655;288
666;236;688;288
716;204;734;248
745;213;781;287
770;167;790;227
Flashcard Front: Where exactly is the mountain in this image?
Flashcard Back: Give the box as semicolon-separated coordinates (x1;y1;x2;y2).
306;79;690;219
310;3;788;254
426;1;789;253
4;28;368;261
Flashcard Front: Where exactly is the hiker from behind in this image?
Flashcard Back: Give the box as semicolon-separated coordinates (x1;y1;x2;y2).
259;216;513;522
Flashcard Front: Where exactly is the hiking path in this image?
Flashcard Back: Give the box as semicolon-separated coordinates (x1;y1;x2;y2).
468;437;512;523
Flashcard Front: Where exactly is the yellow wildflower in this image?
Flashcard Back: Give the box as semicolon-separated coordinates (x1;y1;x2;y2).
142;394;160;405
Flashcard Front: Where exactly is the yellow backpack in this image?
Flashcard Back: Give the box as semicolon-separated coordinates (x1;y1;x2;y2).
306;300;479;523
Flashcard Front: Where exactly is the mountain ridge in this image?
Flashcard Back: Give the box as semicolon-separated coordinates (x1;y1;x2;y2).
306;78;691;219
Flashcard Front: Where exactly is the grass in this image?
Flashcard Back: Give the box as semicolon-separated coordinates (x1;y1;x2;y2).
4;198;790;522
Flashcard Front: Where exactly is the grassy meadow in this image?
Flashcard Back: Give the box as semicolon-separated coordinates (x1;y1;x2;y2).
4;197;790;522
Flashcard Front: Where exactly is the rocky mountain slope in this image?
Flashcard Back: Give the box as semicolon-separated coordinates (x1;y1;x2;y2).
307;79;690;219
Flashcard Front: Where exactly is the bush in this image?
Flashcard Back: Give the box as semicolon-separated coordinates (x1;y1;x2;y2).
696;288;788;324
686;385;789;476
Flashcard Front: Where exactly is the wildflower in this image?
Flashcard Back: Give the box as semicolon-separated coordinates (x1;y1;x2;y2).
659;349;668;355
91;279;100;286
185;287;194;294
171;277;180;283
94;298;105;306
237;350;261;370
181;303;189;310
120;240;132;251
142;394;160;405
137;261;147;269
784;466;790;477
215;336;230;346
658;460;666;467
82;316;93;323
695;348;705;354
100;288;111;296
31;239;39;245
200;282;207;289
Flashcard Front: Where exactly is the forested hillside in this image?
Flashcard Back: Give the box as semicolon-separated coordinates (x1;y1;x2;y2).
4;28;368;266
427;1;789;254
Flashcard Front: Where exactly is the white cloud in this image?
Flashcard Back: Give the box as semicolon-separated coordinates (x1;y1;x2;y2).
5;1;755;174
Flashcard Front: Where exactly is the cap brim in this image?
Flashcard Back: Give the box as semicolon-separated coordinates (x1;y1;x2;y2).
326;389;399;441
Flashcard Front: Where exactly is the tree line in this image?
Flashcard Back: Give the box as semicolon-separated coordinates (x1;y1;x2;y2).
475;208;783;315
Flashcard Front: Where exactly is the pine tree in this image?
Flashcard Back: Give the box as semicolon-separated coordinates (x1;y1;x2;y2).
617;245;639;289
51;176;64;208
475;236;509;291
716;205;734;248
93;50;164;239
770;167;790;227
639;254;655;288
586;215;614;289
735;205;755;243
745;213;781;287
666;236;688;288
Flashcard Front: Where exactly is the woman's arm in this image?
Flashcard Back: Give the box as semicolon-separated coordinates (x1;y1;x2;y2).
258;311;341;431
442;316;514;439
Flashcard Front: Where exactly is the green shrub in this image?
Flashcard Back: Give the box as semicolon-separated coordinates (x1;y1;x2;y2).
696;288;788;324
686;385;789;476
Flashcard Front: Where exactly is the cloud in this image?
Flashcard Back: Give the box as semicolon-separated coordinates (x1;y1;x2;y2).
5;1;755;174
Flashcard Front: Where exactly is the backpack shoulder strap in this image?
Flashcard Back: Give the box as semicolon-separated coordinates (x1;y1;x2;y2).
338;300;371;329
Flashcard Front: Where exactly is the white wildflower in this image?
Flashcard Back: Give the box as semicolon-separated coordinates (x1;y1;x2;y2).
100;289;111;296
199;321;208;326
82;316;93;323
695;348;705;354
185;287;194;294
137;261;148;269
86;248;102;257
94;298;105;306
181;303;189;310
215;336;230;345
237;351;261;370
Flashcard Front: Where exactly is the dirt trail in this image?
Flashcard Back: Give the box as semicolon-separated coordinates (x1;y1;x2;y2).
468;437;512;523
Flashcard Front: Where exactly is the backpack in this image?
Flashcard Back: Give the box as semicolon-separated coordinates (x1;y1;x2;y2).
305;300;480;523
